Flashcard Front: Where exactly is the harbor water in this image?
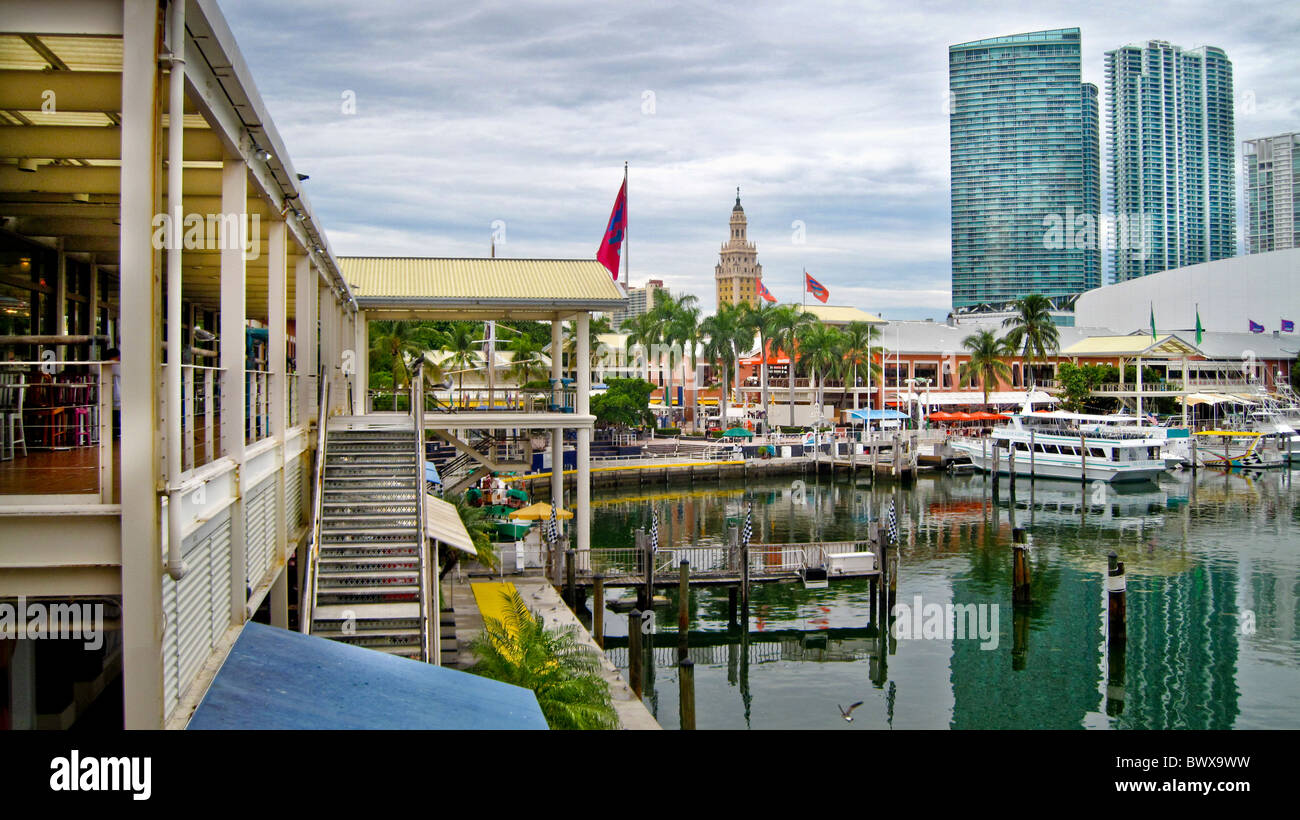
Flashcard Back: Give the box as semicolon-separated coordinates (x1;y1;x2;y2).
588;467;1300;729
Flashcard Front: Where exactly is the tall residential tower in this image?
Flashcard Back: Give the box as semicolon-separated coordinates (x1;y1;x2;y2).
1105;41;1235;281
948;28;1101;310
1243;133;1299;254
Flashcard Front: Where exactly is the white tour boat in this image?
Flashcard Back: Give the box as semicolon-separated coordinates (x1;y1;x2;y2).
951;411;1168;483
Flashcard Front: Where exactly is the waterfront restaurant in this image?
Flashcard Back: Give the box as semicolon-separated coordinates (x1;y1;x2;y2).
0;0;557;731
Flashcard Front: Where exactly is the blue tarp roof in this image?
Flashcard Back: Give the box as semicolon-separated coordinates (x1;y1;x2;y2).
424;460;441;484
187;622;547;730
847;409;909;421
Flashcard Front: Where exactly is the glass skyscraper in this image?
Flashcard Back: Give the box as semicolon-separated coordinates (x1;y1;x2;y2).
1243;132;1299;254
949;28;1100;311
1105;41;1235;281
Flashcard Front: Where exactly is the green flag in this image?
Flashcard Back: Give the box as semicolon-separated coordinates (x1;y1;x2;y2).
1195;306;1203;345
1150;303;1157;342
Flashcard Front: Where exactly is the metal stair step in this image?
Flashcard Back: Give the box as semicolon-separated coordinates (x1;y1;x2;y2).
317;571;420;585
313;603;420;621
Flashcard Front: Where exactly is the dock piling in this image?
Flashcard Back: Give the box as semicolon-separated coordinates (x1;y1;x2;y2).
727;585;738;627
593;573;605;649
628;607;643;699
678;560;690;662
565;548;576;608
1107;551;1126;646
1012;528;1031;606
678;658;696;730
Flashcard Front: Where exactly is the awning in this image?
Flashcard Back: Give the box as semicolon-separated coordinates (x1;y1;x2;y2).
894;391;1059;407
425;494;477;555
424;460;442;485
848;409;909;421
509;502;574;521
187;622;547;729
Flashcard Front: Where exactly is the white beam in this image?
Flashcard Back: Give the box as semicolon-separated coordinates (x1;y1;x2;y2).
118;0;164;731
267;218;288;628
1;0;123;35
576;312;591;560
220;154;247;627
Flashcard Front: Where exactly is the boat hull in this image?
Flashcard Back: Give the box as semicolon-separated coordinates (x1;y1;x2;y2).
951;442;1166;483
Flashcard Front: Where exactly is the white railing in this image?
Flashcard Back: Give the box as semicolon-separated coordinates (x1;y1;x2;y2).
1;361;114;502
300;374;330;634
245;368;272;444
179;364;224;474
412;367;431;663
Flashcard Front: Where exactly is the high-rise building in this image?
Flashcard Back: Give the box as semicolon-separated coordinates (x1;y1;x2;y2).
1243;133;1299;254
715;190;764;308
1106;41;1235;281
609;278;663;326
948;28;1101;311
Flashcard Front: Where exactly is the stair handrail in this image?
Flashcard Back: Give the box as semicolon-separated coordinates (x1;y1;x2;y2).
412;363;432;662
301;371;330;633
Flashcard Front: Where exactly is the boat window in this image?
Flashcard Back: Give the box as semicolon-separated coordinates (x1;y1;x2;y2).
1090;448;1105;458
1043;444;1058;454
1015;441;1029;452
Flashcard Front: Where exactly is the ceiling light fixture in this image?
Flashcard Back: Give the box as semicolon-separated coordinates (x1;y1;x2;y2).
17;158;38;172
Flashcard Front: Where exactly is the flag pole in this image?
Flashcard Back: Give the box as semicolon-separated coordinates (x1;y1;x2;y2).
622;161;629;293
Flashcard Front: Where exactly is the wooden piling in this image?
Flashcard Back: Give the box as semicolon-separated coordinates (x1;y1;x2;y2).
565;548;576;608
1029;429;1036;479
1012;528;1031;606
678;559;690;662
1107;551;1126;645
628;608;643;699
1080;434;1088;486
678;658;696;730
1012;609;1029;672
727;585;738;626
740;537;751;616
592;573;605;649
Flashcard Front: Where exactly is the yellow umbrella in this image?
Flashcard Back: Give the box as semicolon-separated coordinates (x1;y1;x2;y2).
508;502;574;521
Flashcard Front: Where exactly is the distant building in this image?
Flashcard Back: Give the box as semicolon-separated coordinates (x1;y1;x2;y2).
715;190;764;308
948;28;1101;310
1105;40;1236;281
1243;132;1299;254
609;278;663;327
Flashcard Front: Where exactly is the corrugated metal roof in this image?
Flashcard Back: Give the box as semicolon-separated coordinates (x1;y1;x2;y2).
1060;335;1199;357
340;257;626;307
798;304;886;325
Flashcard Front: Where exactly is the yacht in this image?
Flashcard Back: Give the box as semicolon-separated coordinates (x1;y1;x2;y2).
951;411;1168;483
1193;430;1286;469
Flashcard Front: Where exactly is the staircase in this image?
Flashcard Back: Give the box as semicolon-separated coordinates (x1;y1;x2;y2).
309;417;428;659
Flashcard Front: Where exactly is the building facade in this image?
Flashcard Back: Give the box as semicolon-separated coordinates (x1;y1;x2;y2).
1244;132;1299;254
715;191;764;308
948;28;1101;310
609;278;662;327
1105;41;1236;282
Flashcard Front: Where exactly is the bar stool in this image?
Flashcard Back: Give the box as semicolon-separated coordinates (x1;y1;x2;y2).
74;406;92;446
1;377;27;460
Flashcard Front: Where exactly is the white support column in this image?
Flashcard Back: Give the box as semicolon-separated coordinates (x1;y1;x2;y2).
119;0;164;730
295;256;313;427
318;281;333;412
576;312;591;563
550;317;563;516
354;309;367;414
1181;356;1189;427
1136;355;1144;424
220;155;248;627
268;219;288;628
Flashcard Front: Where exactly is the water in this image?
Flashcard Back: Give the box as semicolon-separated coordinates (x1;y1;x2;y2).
587;467;1300;729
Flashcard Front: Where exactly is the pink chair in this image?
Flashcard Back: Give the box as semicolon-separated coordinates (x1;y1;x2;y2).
74;406;92;446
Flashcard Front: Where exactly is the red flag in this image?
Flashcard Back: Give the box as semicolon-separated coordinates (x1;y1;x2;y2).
805;272;829;303
756;279;777;302
597;178;626;279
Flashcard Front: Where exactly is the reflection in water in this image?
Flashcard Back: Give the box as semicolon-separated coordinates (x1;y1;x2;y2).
590;467;1300;729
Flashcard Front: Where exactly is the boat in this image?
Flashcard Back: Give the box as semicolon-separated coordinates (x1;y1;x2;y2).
1193;430;1285;469
950;411;1167;483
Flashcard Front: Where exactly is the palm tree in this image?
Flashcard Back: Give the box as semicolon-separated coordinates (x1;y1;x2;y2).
737;300;783;434
841;322;882;411
441;494;498;579
505;334;547;408
797;321;845;419
958;329;1013;410
619;311;657;382
1001;294;1060;388
667;297;701;430
442;323;483;408
468;587;620;730
368;321;426;408
700;304;744;433
768;305;816;427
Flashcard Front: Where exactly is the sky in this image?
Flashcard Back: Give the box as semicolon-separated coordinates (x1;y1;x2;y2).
220;0;1299;320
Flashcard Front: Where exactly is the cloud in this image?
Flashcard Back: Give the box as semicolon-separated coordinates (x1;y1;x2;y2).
219;0;1300;319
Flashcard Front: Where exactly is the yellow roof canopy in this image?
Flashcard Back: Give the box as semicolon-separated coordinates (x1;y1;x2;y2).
1061;334;1201;358
797;304;886;325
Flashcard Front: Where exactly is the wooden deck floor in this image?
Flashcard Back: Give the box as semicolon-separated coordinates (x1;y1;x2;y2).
0;445;120;500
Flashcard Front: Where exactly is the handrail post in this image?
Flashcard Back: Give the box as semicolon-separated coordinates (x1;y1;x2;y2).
412;365;432;663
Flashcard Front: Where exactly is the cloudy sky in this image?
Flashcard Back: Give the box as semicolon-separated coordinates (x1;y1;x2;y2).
221;0;1298;319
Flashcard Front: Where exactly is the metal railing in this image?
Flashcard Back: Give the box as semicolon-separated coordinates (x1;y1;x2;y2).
245;368;272;444
586;540;869;581
1;361;114;502
177;363;224;474
412;366;431;663
299;372;330;634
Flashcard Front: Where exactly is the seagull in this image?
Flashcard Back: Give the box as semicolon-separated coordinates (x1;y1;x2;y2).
838;701;863;722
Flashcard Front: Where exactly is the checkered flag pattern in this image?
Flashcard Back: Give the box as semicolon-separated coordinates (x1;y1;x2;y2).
741;503;753;548
886;498;898;545
648;506;660;553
